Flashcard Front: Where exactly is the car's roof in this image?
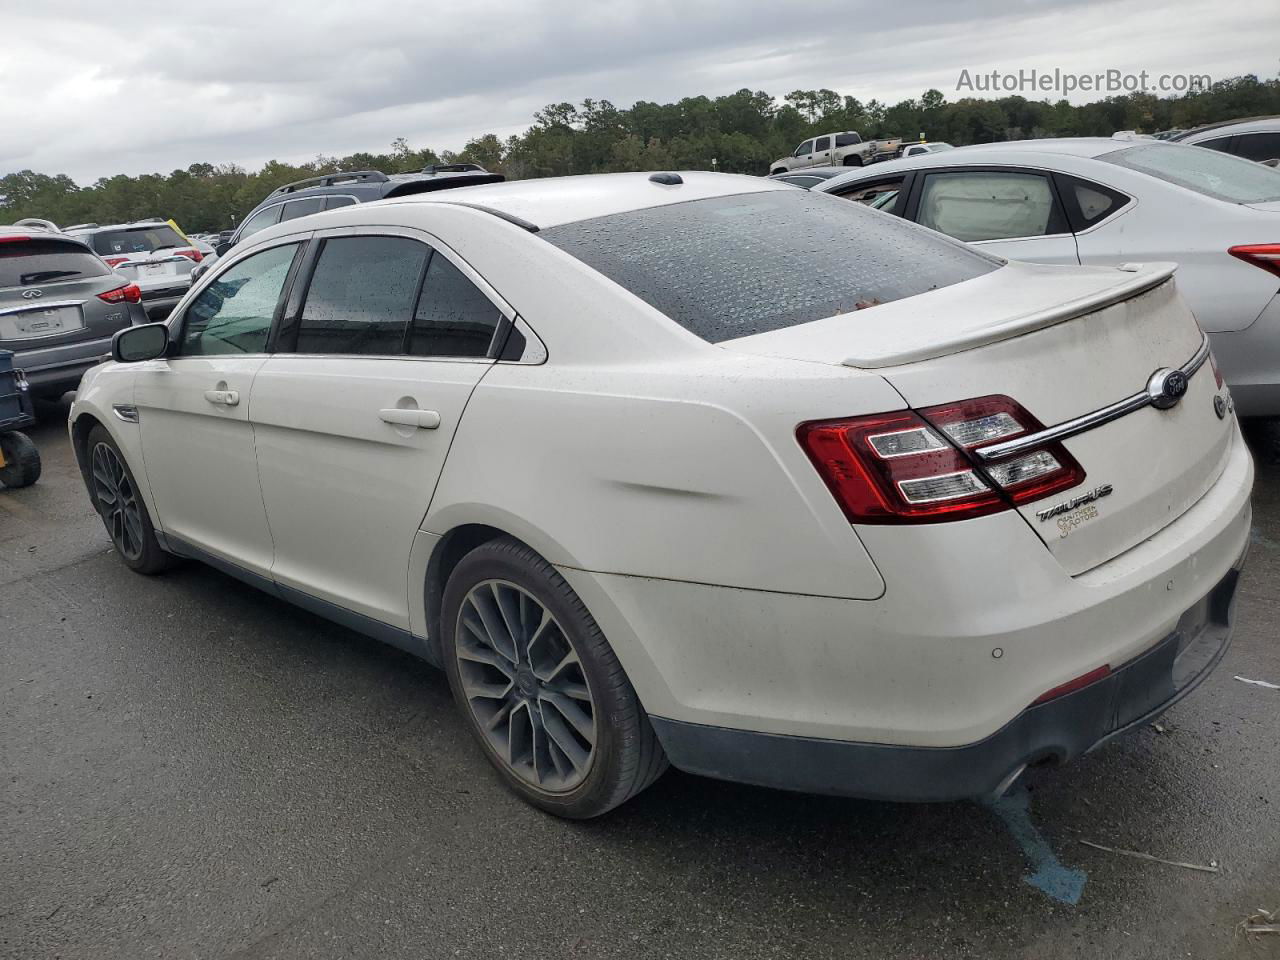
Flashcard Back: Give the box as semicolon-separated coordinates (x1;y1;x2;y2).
2;225;92;246
396;171;788;229
67;220;170;233
1173;116;1280;141
769;167;847;180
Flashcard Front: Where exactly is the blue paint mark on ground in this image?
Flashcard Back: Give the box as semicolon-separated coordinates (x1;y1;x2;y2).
1250;526;1279;551
984;789;1087;905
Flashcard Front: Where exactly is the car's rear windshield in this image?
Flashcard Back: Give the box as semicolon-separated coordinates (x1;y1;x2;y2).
0;238;110;288
540;190;1001;343
1100;142;1280;204
88;225;186;256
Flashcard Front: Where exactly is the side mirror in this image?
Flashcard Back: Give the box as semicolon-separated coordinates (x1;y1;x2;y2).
112;323;170;363
215;241;232;257
1262;158;1279;168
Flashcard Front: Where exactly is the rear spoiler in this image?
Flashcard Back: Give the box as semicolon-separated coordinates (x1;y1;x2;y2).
841;262;1178;369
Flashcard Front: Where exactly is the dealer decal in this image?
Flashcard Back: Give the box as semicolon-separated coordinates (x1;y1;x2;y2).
1036;484;1114;523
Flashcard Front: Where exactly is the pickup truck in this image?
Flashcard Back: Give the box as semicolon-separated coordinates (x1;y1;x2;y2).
768;132;901;175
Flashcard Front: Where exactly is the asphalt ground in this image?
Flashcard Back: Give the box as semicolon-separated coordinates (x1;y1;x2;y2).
2;400;1278;960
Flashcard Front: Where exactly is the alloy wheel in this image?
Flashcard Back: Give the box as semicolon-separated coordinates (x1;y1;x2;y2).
454;579;597;793
91;442;144;562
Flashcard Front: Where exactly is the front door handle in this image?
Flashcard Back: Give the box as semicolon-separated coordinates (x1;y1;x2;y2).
204;389;239;406
379;408;441;429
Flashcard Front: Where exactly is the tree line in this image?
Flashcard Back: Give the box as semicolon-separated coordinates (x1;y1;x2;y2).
3;74;1278;233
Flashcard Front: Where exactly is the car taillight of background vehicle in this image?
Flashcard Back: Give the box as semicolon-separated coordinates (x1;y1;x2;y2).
103;256;130;267
797;395;1084;524
174;248;203;262
98;283;141;304
1228;243;1280;279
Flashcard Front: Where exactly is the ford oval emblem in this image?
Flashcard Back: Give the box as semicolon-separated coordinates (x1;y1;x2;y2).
1147;368;1189;410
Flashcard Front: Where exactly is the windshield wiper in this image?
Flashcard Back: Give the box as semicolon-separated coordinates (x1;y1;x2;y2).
20;270;80;283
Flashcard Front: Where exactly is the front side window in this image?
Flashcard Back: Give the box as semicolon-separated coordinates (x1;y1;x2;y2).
917;171;1066;242
237;205;282;243
179;243;298;356
409;254;502;357
541;190;1000;344
295;236;428;355
1101;142;1280;203
89;224;185;256
795;140;815;158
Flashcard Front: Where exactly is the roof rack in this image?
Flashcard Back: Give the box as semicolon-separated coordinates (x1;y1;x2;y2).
269;170;390;197
421;162;488;175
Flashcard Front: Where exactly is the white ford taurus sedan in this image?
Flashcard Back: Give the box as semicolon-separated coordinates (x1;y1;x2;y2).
70;172;1252;817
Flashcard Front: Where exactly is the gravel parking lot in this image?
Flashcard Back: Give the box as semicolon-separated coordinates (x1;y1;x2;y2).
3;401;1278;960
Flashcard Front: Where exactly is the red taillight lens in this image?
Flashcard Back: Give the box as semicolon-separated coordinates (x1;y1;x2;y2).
797;396;1085;524
1209;351;1225;389
1031;664;1111;705
103;256;130;267
98;282;141;304
174;248;203;262
1228;243;1280;280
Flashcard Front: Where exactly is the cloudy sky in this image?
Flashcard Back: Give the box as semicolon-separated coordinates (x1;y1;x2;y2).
3;0;1277;183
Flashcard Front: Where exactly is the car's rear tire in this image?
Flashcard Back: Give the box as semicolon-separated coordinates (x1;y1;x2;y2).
86;425;176;575
0;431;41;488
441;536;667;818
843;155;864;167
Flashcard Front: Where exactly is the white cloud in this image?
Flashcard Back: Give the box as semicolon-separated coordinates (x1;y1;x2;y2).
1;0;1276;182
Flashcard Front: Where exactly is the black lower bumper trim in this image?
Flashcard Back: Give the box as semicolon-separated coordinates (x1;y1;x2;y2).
650;563;1242;803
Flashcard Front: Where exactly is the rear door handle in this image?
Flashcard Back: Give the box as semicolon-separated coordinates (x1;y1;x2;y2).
204;389;239;406
379;408;441;429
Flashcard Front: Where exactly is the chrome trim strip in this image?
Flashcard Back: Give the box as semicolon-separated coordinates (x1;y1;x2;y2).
976;333;1211;462
0;299;84;317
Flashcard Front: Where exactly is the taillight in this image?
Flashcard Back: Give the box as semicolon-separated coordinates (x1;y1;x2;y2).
1228;243;1280;280
1209;351;1225;389
174;248;203;262
797;395;1085;524
103;256;130;267
98;283;141;304
1031;664;1111;705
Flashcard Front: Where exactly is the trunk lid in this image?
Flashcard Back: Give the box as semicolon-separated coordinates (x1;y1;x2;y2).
725;261;1233;574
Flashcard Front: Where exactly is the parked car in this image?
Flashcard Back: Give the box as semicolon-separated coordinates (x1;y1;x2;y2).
1;226;146;398
768;132;901;175
65;220;205;321
813;139;1280;454
767;167;848;189
1172;116;1280;165
71;172;1251;818
898;141;955;158
217;163;505;258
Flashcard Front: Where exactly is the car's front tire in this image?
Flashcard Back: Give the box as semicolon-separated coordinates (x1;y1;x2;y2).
86;425;175;575
441;537;667;818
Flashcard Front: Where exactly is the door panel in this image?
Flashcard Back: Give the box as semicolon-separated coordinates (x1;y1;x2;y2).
132;240;303;573
134;355;273;571
249;357;489;626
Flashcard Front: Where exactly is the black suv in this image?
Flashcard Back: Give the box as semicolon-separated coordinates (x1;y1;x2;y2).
215;163;504;257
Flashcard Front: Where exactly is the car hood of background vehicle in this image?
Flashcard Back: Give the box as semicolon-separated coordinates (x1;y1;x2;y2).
721;260;1178;369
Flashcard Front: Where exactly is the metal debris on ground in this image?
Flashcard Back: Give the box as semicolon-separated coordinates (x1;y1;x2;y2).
1077;840;1221;874
1238;907;1280;938
1233;675;1280;690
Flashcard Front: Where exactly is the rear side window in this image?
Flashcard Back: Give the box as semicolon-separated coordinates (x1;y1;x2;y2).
88;225;185;256
540;190;1000;343
296;236;429;355
1234;132;1280;163
0;239;109;288
916;171;1067;242
1196;136;1234;153
324;196;357;210
1101;142;1280;203
280;197;325;221
1056;175;1132;229
410;255;502;357
815;136;831;152
835;133;861;147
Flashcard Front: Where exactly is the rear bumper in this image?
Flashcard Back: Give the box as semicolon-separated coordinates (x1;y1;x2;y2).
650;558;1243;802
11;333;121;396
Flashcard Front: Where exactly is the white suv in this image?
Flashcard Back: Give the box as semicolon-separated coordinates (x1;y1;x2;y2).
66;220;205;320
70;173;1252;817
